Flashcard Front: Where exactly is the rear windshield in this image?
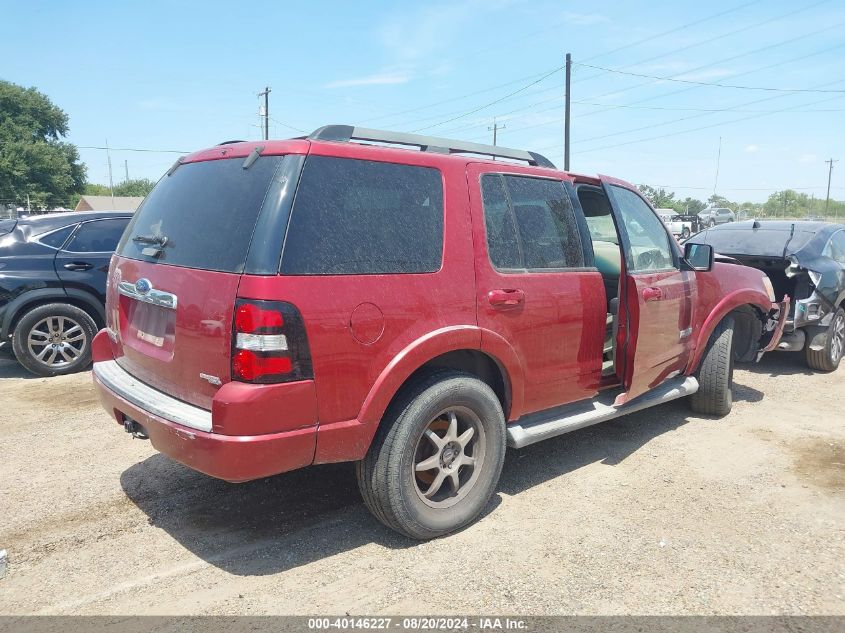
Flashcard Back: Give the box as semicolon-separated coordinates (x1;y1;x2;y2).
281;156;443;275
117;156;283;273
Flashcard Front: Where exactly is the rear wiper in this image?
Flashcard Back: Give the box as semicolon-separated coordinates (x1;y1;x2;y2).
133;234;168;247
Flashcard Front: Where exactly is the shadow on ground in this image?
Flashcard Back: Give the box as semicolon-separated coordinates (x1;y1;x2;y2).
0;354;39;379
121;399;700;577
740;351;816;377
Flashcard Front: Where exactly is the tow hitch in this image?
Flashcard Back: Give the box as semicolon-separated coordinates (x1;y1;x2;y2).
123;418;149;440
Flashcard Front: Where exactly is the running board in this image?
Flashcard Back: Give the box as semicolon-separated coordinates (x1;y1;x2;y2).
506;376;699;449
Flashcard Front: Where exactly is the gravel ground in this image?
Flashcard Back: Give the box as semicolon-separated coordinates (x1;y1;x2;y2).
0;348;842;615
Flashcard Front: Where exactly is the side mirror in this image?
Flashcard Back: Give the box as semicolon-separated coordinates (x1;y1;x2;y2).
684;243;714;272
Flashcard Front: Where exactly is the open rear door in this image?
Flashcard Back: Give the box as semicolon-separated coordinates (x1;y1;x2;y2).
600;176;694;405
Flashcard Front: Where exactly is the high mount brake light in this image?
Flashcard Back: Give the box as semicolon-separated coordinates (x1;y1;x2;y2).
231;300;313;384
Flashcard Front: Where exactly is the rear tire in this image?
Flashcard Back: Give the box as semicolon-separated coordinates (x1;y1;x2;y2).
690;316;735;416
11;303;97;377
805;307;845;372
681;227;691;239
356;370;506;540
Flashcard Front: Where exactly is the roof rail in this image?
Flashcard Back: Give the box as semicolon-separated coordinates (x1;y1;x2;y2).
217;140;246;145
308;125;556;169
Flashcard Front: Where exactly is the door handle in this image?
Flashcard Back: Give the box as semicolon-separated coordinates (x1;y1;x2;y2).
488;289;525;307
63;262;94;271
642;287;663;302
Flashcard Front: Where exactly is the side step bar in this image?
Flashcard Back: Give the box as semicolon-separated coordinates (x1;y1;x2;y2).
506;376;699;448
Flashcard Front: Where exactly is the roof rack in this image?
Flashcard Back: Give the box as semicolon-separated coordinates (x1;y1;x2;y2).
307;125;556;169
217;140;246;145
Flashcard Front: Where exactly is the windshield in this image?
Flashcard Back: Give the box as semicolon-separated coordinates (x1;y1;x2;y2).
116;156;283;273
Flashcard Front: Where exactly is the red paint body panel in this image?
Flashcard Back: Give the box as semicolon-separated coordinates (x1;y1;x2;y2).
467;163;605;416
211;379;317;436
90;136;781;484
106;258;241;410
93;371;316;482
620;269;695;401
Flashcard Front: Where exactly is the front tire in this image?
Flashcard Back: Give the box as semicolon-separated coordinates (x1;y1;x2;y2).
690;316;735;416
11;303;97;377
356;370;506;540
709;219;716;228
805;307;845;372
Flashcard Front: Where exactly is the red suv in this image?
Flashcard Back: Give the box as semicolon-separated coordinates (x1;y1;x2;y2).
92;125;787;539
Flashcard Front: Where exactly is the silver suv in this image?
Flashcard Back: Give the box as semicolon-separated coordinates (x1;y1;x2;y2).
698;206;735;227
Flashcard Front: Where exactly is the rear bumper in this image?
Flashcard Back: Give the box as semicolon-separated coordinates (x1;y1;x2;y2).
93;359;316;482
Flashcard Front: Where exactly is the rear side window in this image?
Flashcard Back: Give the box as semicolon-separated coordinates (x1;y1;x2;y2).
480;174;584;271
64;218;130;253
117;156;283;273
38;225;76;249
281;156;443;275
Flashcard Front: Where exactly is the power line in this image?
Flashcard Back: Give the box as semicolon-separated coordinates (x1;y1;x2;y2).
268;116;306;133
77;145;189;154
575;62;845;93
548;89;845;156
411;66;566;132
580;0;765;64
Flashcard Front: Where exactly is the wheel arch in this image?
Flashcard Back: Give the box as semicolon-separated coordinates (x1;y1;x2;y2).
313;326;522;464
686;291;771;374
2;288;105;339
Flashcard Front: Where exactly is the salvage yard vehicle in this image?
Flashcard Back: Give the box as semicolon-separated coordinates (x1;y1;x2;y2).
0;211;133;376
656;208;693;239
91;126;786;539
698;206;736;227
687;220;845;371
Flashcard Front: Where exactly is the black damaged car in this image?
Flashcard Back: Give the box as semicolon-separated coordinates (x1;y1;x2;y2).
0;211;132;376
687;220;845;371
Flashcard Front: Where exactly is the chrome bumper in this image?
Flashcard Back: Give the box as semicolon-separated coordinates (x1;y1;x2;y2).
93;360;213;433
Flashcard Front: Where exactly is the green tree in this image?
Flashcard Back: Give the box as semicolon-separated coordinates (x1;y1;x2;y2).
637;184;679;210
113;178;155;197
0;80;85;210
679;197;705;214
707;194;734;208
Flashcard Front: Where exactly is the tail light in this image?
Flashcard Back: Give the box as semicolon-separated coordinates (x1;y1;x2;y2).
231;299;313;384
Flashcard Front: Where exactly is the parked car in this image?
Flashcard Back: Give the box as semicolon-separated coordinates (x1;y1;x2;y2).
655;208;693;239
91;126;785;539
687;220;845;371
0;211;133;376
698;206;735;227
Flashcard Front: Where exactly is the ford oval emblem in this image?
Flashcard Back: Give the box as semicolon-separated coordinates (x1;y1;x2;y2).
135;278;152;295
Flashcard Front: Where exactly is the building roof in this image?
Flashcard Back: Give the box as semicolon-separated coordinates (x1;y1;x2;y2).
75;195;144;211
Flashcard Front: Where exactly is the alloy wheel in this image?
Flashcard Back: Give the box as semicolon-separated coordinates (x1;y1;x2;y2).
412;407;485;509
26;316;87;369
831;313;845;364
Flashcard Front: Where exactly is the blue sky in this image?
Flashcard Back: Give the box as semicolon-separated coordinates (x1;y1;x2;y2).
4;0;845;203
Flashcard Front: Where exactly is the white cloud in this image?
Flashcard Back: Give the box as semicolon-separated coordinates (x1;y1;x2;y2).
798;153;817;163
323;71;412;89
745;144;759;153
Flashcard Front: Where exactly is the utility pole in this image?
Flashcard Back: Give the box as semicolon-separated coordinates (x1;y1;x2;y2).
106;139;115;209
488;117;505;146
124;160;129;182
258;86;271;141
825;158;837;219
713;136;722;197
564;52;572;171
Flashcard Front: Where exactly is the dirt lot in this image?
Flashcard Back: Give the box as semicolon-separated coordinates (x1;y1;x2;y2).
0;347;843;616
